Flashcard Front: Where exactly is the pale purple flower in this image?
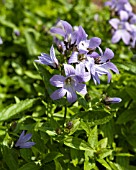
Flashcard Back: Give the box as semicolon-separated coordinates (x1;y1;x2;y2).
15;131;35;148
104;97;122;104
105;0;132;12
50;64;88;103
35;45;58;68
90;47;119;83
72;26;87;45
50;20;73;42
50;20;87;48
77;37;101;54
109;10;132;45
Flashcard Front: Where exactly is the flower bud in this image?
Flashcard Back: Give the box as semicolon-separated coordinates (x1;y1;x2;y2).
104;97;122;105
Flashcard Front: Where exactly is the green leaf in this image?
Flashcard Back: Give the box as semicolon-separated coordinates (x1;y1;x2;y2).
116;108;136;124
70;148;81;167
2;146;18;170
97;159;112;170
80;121;91;135
97;138;108;149
0;98;39;121
0;16;17;29
107;160;122;170
128;166;136;170
54;160;63;170
20;148;32;162
126;87;136;101
68;119;80;135
43;152;63;163
24;30;38;56
64;136;94;151
88;126;98;149
18;162;40;170
100;120;114;146
80;110;113;127
97;148;112;159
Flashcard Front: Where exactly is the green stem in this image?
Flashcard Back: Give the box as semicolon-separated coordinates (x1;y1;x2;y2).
63;105;67;128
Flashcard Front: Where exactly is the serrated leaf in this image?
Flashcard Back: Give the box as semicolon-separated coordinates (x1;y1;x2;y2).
0;98;39;121
64;136;94;151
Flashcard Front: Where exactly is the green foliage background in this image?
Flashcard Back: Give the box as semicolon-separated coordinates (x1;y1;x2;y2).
0;0;136;169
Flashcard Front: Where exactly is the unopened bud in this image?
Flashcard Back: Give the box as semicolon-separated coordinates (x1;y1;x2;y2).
66;122;73;129
104;97;122;105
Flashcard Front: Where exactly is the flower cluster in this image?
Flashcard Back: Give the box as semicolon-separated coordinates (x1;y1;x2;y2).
35;20;119;103
105;0;136;47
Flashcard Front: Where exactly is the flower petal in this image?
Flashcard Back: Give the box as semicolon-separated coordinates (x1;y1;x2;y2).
50;27;65;37
89;37;101;49
64;64;75;76
76;83;87;95
102;48;114;62
75;26;87;44
60;20;73;34
90;52;99;58
22;133;32;142
111;30;122;43
50;88;66;100
119;10;129;21
50;45;58;66
66;87;77;103
35;53;53;66
104;62;119;74
121;30;131;45
50;75;65;87
68;52;78;64
19;142;35;148
109;18;120;29
124;3;132;12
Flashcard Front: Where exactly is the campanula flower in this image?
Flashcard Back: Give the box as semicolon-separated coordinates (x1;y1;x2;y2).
109;10;132;45
15;131;35;148
89;47;119;84
35;45;59;68
105;0;132;13
50;64;88;103
50;20;88;49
